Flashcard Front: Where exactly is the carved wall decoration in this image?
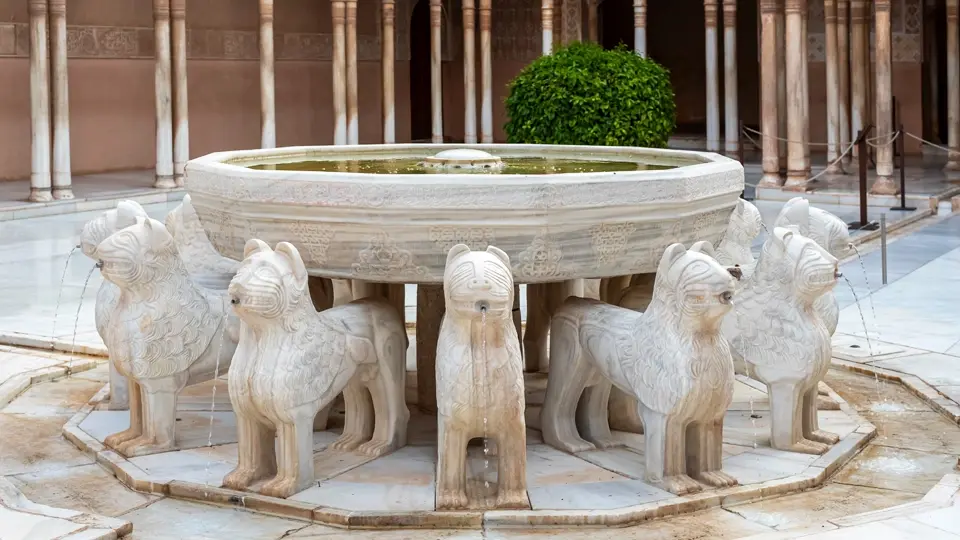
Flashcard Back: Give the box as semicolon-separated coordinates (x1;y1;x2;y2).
492;0;540;61
287;222;336;266
514;230;563;278
353;232;430;279
589;222;636;266
428;227;496;252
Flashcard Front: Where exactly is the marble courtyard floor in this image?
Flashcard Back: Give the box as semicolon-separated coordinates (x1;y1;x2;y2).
0;203;959;537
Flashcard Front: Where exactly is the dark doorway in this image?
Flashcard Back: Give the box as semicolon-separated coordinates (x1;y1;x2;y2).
599;0;634;50
410;0;432;141
922;0;948;143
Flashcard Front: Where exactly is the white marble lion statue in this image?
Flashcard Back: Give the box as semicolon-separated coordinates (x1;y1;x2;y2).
94;217;240;456
721;227;841;455
435;244;529;510
541;241;740;495
223;239;408;498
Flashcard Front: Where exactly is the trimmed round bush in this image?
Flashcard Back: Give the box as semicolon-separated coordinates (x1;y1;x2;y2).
504;42;676;148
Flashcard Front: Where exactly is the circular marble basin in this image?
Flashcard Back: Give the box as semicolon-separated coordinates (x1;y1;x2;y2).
184;144;744;283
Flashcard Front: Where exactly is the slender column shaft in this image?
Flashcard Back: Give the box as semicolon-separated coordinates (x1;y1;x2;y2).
776;0;787;169
479;0;493;143
705;0;720;152
49;0;72;199
463;0;477;143
587;0;598;42
801;5;810;172
722;0;738;155
28;0;51;202
260;0;276;149
346;0;359;144
171;0;188;186
871;0;897;193
838;0;850;163
382;0;396;143
332;1;347;144
430;0;444;143
947;0;960;169
784;0;808;188
542;0;553;54
153;0;175;189
634;0;646;56
759;0;781;186
850;0;867;161
825;0;841;171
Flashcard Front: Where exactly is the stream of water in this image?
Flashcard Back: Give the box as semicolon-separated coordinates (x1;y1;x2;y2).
52;246;78;344
68;265;97;376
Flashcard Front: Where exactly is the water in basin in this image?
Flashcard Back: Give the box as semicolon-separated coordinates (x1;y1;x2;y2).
249;156;673;174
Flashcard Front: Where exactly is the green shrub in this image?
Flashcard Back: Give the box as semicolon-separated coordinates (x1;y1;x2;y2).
504;42;676;148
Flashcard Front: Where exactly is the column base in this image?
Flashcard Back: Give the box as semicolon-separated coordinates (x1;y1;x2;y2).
758;172;782;187
154;175;177;189
869;176;899;196
28;188;53;203
52;188;75;200
944;160;960;172
783;173;810;192
174;175;185;188
824;162;844;175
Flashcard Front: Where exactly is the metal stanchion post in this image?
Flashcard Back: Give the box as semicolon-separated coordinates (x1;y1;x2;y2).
848;126;879;231
880;213;888;285
890;100;915;212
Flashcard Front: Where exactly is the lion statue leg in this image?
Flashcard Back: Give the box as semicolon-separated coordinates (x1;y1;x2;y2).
768;382;828;454
802;386;840;445
576;381;622;449
261;407;317;498
330;379;374;452
107;362;129;410
223;411;277;492
356;335;410;457
435;418;470;510
117;374;186;456
687;418;738;488
541;314;595;454
522;284;549;373
494;412;530;509
104;378;143;449
641;408;702;495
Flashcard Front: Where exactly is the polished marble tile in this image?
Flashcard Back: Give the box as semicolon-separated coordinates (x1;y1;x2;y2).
120;498;306;539
0;413;94;476
0;506;85;539
527;478;674;510
8;463;159;518
832;445;959;495
291;480;435;511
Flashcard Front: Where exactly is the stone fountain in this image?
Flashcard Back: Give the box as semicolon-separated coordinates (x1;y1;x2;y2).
62;144;877;531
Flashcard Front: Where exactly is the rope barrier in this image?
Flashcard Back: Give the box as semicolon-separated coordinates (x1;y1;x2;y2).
903;132;956;155
865;130;900;148
741;125;900;150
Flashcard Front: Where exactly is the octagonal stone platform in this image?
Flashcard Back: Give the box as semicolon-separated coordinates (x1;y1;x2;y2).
62;374;875;530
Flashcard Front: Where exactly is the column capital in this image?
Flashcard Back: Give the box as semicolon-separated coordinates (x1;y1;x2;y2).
542;0;554;30
28;0;47;16
704;0;718;27
785;0;807;15
722;0;736;27
170;0;186;20
259;0;274;22
633;0;645;28
874;0;891;12
837;0;848;22
430;0;443;25
153;0;171;19
48;0;66;17
382;0;396;19
824;0;837;22
331;0;345;22
760;0;777;15
948;0;959;21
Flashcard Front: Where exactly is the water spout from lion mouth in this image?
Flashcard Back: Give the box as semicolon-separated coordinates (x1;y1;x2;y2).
475;301;490;313
95;260;104;269
720;291;734;305
727;265;743;281
230;296;241;306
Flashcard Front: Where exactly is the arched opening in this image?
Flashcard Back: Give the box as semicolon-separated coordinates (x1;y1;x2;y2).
598;0;633;51
647;0;707;135
409;0;432;141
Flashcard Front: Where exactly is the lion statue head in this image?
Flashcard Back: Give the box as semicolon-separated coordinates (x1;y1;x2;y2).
229;239;310;326
775;197;852;260
443;244;514;321
765;227;840;302
94;217;180;289
716;199;764;267
651;241;739;329
80;200;148;260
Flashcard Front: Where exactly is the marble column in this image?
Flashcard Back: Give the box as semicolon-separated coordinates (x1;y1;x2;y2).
48;0;72;200
382;0;396;143
463;0;478;144
705;0;720;153
784;0;808;189
776;0;787;171
332;1;347;145
542;0;554;54
260;0;276;149
153;0;175;189
346;0;359;145
759;0;781;186
634;0;646;56
430;0;444;143
947;0;960;170
838;0;850;164
850;0;867;163
171;0;188;186
825;0;842;172
871;0;896;194
722;0;738;155
587;0;599;43
416;284;444;413
480;0;493;143
801;5;810;173
28;0;52;202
